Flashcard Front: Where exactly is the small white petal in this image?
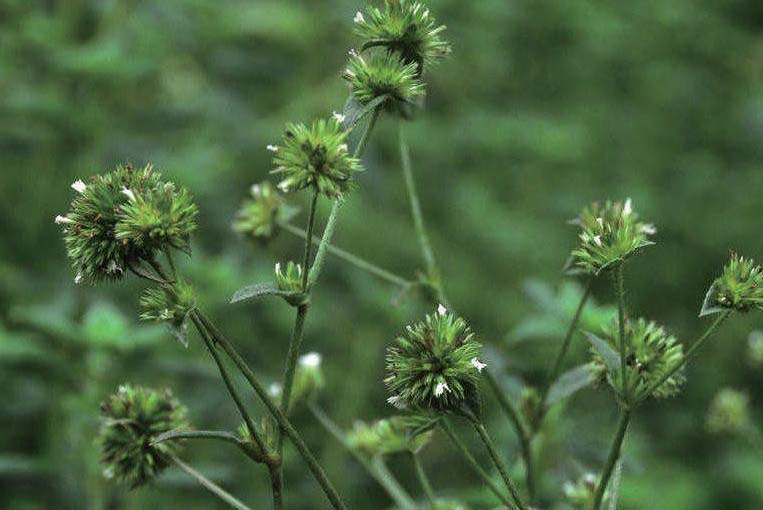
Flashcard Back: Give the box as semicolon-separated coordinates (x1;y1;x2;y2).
593;235;602;246
348;48;359;57
268;382;283;397
275;262;281;274
74;273;83;284
338;143;349;152
640;224;657;235
54;215;73;225
71;180;87;193
266;144;279;153
251;184;262;196
471;358;487;373
623;198;632;216
106;260;123;274
423;9;429;18
595;217;604;227
353;11;365;23
434;381;450;397
332;111;346;123
299;352;322;368
437;304;447;316
121;187;136;201
277;182;289;192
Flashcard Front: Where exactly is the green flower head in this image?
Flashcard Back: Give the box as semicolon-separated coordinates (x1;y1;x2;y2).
385;304;484;413
232;182;298;243
569;198;656;275
344;50;425;114
590;318;684;400
56;164;197;285
99;384;189;489
274;261;304;293
139;280;196;345
701;253;763;316
347;414;434;456
353;0;451;70
706;388;751;436
269;118;363;198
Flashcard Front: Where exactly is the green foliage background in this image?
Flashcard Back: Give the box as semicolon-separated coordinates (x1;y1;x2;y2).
1;0;762;509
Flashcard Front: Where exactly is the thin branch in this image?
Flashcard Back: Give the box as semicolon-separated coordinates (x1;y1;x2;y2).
170;453;255;510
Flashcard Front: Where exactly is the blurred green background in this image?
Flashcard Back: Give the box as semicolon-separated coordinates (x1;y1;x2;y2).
1;0;762;509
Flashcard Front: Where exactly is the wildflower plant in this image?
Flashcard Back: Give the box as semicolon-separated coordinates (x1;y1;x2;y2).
54;2;762;510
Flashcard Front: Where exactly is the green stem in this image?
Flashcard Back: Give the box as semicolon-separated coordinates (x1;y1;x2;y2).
540;278;594;407
615;264;628;401
308;403;416;510
639;311;731;402
399;122;446;305
307;200;343;288
279;222;411;288
153;429;263;463
411;452;436;508
278;303;309;432
592;409;631;510
485;372;535;501
170;453;255;510
467;416;527;510
440;419;515;509
300;189;320;291
196;311;348;510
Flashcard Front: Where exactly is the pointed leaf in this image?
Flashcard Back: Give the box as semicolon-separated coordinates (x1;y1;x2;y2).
699;282;725;317
342;94;389;131
583;331;621;373
167;320;190;348
545;364;597;408
230;283;288;304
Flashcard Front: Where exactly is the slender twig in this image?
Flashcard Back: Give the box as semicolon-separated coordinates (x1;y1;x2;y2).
300;189;320;291
170;453;255;510
411;452;436;508
399;122;447;306
307;200;343;288
152;429;262;463
639;311;731;402
592;409;631;510
196;311;348;510
615;265;628;401
440;419;515;509
308;402;416;510
484;372;534;500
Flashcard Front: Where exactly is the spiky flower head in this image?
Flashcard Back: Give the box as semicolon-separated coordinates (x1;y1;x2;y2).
385;305;484;413
270;118;362;198
563;473;600;509
347;415;434;456
99;384;189;488
57;164;197;284
274;261;304;293
353;0;451;70
701;253;763;316
233;182;299;243
344;51;425;115
706;388;751;436
568;199;655;275
590;318;685;400
139;280;196;346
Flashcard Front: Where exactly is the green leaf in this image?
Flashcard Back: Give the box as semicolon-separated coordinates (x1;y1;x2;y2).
545;364;597;407
699;282;725;317
167;318;190;348
230;283;296;304
342;94;389;131
583;331;621;373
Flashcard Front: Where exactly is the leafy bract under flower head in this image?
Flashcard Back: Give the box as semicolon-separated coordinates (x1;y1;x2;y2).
233;182;298;243
385;305;484;413
590;317;684;400
58;164;197;284
344;51;425;114
270;118;362;198
701;253;763;316
347;414;434;456
99;384;189;489
139;280;196;346
569;198;655;275
354;0;451;70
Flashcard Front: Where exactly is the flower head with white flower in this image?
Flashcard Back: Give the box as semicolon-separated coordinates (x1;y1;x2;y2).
385;305;483;413
233;181;298;243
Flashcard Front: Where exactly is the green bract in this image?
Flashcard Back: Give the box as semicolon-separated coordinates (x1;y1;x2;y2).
569;199;655;275
353;0;451;70
344;51;425;113
139;280;196;328
385;305;484;413
701;253;763;315
57;164;197;284
233;182;298;243
274;261;304;293
99;384;189;489
706;388;751;435
347;415;434;456
590;318;685;400
270;118;363;198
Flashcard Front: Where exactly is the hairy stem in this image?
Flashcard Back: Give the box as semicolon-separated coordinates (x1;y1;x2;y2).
592;409;631;510
399;122;446;305
309;402;416;510
615;264;628;401
484;372;535;501
411;452;436;508
196;311;348;510
307;200;343;288
152;429;260;462
440;419;515;509
170;453;255;510
467;416;527;510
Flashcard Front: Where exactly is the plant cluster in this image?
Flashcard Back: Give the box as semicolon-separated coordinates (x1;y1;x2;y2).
55;2;761;510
